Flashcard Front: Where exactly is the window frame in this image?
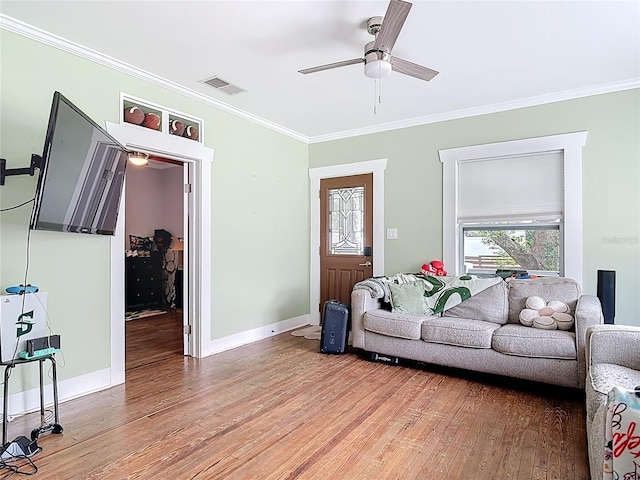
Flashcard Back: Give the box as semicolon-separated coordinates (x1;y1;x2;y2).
439;132;587;285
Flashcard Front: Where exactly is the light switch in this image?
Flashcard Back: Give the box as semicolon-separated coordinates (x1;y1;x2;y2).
387;228;398;239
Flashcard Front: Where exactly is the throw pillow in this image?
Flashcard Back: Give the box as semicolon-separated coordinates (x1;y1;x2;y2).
389;281;427;314
519;295;574;330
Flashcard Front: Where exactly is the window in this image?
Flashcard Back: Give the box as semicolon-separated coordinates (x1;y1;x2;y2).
439;132;587;283
328;186;365;255
456;149;564;276
462;221;561;276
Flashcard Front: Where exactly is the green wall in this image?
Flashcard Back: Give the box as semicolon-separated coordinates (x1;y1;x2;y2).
1;25;638;399
211;115;309;337
0;30;310;392
309;89;640;326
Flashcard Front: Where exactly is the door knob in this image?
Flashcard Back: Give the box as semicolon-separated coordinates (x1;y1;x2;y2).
358;261;372;267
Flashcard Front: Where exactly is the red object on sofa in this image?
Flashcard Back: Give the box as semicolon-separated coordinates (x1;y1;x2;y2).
420;263;437;275
429;260;447;276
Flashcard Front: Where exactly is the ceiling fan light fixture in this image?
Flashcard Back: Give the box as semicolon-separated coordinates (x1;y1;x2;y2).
365;59;392;79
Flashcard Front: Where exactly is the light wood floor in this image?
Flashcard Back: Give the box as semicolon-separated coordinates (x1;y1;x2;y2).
5;312;589;479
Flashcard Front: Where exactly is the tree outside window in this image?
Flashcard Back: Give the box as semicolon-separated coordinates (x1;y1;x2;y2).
463;223;561;274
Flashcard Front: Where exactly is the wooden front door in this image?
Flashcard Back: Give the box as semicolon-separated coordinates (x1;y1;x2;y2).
320;174;373;319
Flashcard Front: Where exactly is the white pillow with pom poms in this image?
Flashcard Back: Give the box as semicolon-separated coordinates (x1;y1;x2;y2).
519;296;574;330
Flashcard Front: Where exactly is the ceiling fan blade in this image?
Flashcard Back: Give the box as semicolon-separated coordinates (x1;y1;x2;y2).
373;0;412;53
299;58;364;75
391;56;439;81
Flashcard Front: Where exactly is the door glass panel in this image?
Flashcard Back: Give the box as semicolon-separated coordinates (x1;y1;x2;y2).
328;186;364;255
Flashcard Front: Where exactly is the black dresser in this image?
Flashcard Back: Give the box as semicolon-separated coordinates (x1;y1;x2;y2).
174;269;183;309
126;251;164;311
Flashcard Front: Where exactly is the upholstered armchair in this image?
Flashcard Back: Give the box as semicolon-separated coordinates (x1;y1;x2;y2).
585;324;640;480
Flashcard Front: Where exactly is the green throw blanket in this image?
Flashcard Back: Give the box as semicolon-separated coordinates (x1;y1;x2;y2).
354;274;502;315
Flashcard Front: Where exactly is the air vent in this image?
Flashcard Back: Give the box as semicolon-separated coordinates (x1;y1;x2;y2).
202;76;246;96
205;77;230;89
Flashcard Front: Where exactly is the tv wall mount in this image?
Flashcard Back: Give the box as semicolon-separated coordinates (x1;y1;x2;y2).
0;155;42;186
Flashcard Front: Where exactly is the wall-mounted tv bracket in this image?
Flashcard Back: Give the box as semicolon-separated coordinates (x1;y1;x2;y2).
0;155;42;186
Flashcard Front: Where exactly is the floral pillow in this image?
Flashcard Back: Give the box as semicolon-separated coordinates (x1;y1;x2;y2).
519;295;574;330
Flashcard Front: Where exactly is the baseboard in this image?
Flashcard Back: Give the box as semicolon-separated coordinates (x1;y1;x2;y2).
4;367;111;420
204;314;311;357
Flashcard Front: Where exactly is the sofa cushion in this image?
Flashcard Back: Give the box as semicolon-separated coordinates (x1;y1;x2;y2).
388;281;428;314
363;309;427;340
589;363;640;395
492;324;577;359
445;281;509;324
586;363;640;423
421;317;500;349
507;277;581;324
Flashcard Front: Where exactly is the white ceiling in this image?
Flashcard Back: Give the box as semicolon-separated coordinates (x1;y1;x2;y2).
1;1;639;142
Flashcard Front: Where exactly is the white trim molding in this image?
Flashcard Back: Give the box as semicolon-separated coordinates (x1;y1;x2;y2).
205;315;310;357
309;159;387;325
439;132;588;285
2;14;636;145
5;368;111;420
306;84;635;144
106;121;214;387
0;14;306;143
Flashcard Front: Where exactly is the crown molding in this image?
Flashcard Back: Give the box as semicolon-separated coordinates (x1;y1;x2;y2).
2;14;638;146
0;14;309;144
307;79;640;144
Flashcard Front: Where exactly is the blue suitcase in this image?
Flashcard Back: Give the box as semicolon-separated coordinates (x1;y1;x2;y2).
320;300;349;354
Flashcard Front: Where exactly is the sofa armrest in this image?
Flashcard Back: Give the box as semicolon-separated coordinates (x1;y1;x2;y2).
574;295;604;388
351;289;383;349
586;324;640;372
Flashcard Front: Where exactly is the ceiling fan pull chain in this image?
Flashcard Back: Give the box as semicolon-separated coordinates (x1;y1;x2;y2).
373;78;378;115
377;62;382;106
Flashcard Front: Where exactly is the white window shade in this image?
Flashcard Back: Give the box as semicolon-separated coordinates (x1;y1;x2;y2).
458;151;563;222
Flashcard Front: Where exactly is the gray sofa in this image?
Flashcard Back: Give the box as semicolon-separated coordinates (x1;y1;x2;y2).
585;324;640;480
351;276;603;389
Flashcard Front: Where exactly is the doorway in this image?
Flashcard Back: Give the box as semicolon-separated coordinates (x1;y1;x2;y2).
124;156;186;369
107;121;214;386
319;174;373;311
309;159;387;325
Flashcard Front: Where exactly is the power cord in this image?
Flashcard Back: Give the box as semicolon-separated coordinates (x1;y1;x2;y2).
0;198;34;213
0;437;40;477
6;222;35;382
0;458;38;477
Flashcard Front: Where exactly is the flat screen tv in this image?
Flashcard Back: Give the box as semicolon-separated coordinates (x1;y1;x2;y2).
30;91;128;235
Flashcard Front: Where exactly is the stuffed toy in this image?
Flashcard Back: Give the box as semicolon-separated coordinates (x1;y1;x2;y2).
420;260;447;276
519;296;574;330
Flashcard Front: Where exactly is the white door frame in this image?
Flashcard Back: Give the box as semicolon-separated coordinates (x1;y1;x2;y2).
181;163;191;355
309;159;387;325
107;121;214;386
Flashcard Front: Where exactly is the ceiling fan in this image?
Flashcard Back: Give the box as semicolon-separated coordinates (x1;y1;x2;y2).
299;0;439;82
